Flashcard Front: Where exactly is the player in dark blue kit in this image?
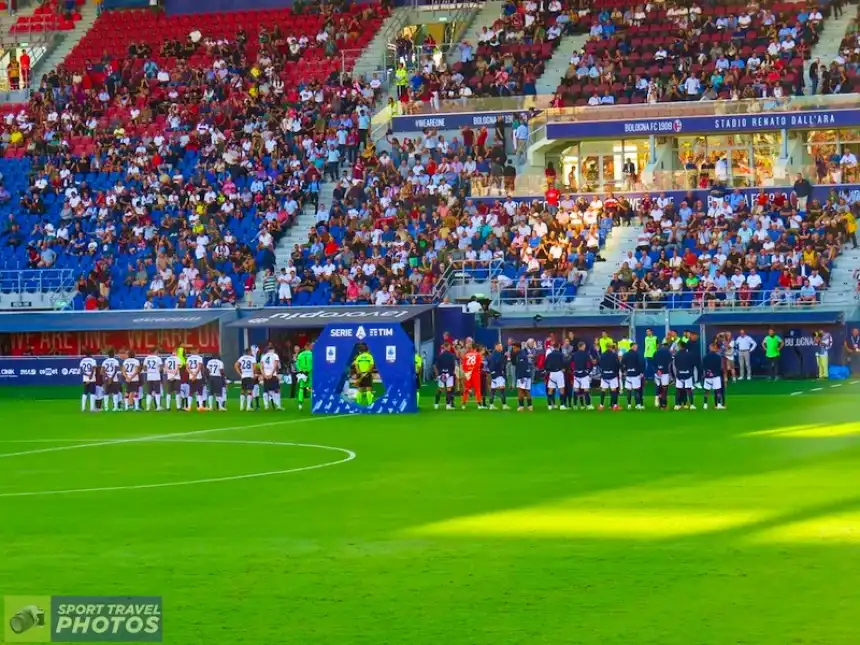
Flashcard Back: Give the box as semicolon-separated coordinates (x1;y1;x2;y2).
571;341;594;410
653;342;673;409
598;344;621;411
434;343;457;410
514;346;534;412
487;343;510;410
673;341;697;410
544;344;568;410
702;342;726;409
621;342;645;410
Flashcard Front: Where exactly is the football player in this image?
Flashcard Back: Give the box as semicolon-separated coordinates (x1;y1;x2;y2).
101;350;122;412
235;348;257;412
79;350;98;412
434;342;457;410
185;350;207;411
164;351;183;411
122;351;142;411
206;354;227;411
486;342;509;410
142;352;164;411
260;344;283;410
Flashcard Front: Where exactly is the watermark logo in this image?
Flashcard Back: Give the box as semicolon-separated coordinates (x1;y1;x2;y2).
3;596;163;643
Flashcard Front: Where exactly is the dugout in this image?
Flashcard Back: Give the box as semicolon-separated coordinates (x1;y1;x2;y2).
0;309;236;392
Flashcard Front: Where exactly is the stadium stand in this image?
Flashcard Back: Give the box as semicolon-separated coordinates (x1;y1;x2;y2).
554;0;831;106
9;0;86;33
598;186;858;310
0;1;390;310
260;118;615;308
398;0;590;102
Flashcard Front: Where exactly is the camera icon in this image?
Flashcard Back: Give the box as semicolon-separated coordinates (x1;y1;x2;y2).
9;605;45;635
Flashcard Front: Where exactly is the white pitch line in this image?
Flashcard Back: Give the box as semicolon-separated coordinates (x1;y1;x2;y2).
851;380;859;385
0;438;142;444
0;439;356;498
811;387;824;392
831;384;843;388
790;391;804;396
0;416;342;459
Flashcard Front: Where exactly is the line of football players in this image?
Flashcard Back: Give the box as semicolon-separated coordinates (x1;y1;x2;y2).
433;338;727;411
78;343;313;413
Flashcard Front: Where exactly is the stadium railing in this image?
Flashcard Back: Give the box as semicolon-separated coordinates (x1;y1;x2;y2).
513;168;789;195
0;268;75;293
0;27;59;96
491;288;857;314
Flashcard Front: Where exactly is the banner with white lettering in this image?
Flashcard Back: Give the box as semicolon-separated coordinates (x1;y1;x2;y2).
546;108;856;139
0;357;90;386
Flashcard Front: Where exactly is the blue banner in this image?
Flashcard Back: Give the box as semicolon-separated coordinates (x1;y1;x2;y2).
546;108;859;140
312;323;417;414
0;357;85;387
391;111;520;133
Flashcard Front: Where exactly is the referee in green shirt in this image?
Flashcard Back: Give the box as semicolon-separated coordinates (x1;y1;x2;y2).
353;345;375;406
643;328;658;377
295;343;313;411
763;328;784;381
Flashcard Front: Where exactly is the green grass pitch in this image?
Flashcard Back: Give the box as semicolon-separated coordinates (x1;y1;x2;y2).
2;380;860;644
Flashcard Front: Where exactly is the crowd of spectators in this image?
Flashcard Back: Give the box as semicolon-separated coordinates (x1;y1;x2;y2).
393;0;591;106
259;121;610;307
554;0;832;106
0;2;388;310
601;179;858;310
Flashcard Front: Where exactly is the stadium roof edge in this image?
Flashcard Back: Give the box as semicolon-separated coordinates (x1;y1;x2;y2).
0;309;233;332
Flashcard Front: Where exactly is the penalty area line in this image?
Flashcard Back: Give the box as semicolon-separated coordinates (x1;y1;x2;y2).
0;416;345;459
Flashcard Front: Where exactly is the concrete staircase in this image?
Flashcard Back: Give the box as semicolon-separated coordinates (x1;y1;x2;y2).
822;244;860;304
446;0;503;64
569;225;643;311
535;32;589;96
248;182;335;306
804;8;856;93
28;0;99;92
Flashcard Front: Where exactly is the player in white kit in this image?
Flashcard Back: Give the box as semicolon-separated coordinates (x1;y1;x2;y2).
206;355;227;411
163;352;182;410
235;348;257;412
260;344;282;410
143;353;164;411
79;351;98;412
101;350;122;412
250;344;261;407
122;351;142;411
185;351;206;411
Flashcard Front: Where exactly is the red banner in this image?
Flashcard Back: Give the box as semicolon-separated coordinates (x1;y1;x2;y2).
8;324;220;356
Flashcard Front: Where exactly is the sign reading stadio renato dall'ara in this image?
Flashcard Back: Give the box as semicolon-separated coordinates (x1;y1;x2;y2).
4;596;162;643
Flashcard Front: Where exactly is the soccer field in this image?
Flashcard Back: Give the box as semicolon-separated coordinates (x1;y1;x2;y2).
2;381;860;644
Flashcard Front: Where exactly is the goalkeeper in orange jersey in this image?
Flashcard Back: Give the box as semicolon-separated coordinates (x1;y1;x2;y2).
460;338;484;409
